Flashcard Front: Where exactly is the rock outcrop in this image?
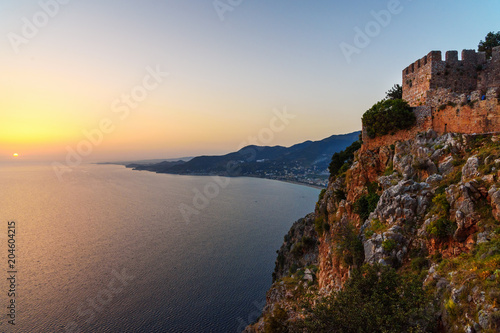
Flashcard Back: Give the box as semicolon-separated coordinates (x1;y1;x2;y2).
245;131;500;332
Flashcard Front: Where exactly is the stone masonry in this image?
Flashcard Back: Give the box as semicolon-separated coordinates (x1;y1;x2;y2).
403;47;500;107
363;46;500;149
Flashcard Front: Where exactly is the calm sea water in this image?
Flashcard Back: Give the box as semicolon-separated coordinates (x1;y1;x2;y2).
0;162;319;332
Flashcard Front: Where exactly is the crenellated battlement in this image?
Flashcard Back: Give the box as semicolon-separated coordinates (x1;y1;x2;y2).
403;51;441;77
363;46;500;149
402;47;500;107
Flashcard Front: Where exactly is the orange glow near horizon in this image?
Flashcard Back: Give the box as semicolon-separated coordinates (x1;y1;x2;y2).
0;2;368;163
2;2;497;163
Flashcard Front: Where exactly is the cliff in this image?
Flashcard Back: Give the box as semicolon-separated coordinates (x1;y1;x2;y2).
244;130;500;332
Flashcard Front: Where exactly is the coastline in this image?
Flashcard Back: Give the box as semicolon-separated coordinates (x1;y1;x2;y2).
251;176;326;190
112;163;326;190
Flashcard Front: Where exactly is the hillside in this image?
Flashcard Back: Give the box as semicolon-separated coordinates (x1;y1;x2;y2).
244;130;500;332
242;44;500;332
127;132;360;187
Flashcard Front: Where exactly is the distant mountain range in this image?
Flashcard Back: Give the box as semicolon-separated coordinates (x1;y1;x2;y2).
125;131;360;187
98;157;193;166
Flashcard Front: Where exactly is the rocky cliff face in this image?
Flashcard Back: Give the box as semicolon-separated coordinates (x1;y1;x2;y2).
245;130;500;332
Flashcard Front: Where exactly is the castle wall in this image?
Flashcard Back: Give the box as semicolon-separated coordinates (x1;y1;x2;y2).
432;98;500;135
480;47;500;91
363;47;500;150
402;52;436;106
402;47;500;108
363;97;500;150
429;50;484;95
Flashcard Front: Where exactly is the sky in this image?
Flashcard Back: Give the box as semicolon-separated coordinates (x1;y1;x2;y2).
0;0;499;162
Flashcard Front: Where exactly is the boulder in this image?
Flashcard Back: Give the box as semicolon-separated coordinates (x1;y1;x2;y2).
439;156;455;176
462;156;480;181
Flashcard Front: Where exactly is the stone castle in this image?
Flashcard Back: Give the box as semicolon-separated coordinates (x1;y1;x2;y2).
364;46;500;148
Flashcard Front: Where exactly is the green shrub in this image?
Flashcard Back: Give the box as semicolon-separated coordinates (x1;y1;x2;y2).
364;218;386;238
411;257;429;272
277;253;285;269
264;305;288;333
299;265;435;332
318;189;326;201
329;140;362;177
426;218;456;239
432;192;450;218
431;252;443;263
365;229;374;238
333;189;346;201
478;31;500;59
334;223;364;267
314;216;325;236
451;170;462;184
382;239;397;252
362;99;416;138
468;134;489;149
354;193;379;222
444;299;457;318
413;160;428;170
371;218;385;231
291;241;304;257
385;84;403;100
477;199;496;222
435;185;447;195
302;236;316;247
383;162;394;175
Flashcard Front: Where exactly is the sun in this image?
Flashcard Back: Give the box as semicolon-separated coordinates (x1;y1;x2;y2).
13;153;19;157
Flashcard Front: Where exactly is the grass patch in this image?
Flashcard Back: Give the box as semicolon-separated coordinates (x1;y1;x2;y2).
383;161;394;176
411;257;430;273
364;218;386;238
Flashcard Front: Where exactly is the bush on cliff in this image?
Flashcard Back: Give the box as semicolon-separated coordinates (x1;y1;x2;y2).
264;305;288;333
354;182;380;223
478;31;500;59
334;223;364;267
328;140;361;177
426;218;455;240
300;265;435;333
385;84;403;100
362;99;416;139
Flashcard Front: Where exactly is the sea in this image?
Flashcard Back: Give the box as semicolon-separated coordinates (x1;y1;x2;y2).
0;162;319;332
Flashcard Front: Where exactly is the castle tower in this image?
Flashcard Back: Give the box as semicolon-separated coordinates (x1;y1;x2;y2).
402;49;491;107
402;51;440;106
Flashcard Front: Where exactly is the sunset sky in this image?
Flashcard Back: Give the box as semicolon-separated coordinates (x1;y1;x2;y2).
1;0;499;162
